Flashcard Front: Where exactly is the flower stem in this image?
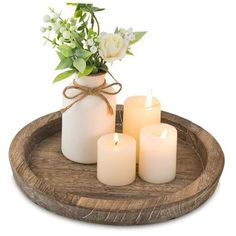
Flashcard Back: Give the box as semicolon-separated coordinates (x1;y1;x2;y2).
92;13;100;35
43;36;59;46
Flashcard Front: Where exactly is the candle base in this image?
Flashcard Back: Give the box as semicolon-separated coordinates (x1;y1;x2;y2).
97;176;136;187
139;174;176;184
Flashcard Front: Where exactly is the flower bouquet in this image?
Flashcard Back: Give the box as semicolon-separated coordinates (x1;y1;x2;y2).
41;2;146;164
41;2;146;82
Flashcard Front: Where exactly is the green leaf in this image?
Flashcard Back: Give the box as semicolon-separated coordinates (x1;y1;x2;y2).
58;45;73;57
56;51;65;60
73;58;86;73
88;28;96;38
127;50;134;56
114;27;119;33
75;49;92;60
66;3;78;6
67;3;91;16
77;25;84;31
69;3;104;13
74;3;93;13
92;7;105;12
98;64;108;73
79;13;87;22
55;58;73;70
74;10;82;18
78;66;94;77
70;32;83;47
53;70;75;83
130;32;147;45
92;67;98;74
78;3;93;8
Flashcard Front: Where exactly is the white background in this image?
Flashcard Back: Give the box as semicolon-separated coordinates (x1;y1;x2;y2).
0;0;235;235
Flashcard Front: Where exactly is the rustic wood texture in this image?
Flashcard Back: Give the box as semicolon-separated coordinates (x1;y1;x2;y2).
9;105;224;225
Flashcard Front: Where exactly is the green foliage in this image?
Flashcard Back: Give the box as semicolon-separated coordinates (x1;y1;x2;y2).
56;58;73;70
130;32;147;45
78;66;94;77
73;58;86;73
127;50;134;56
75;49;92;60
67;2;105;15
114;27;119;33
53;70;75;83
42;3;146;83
56;51;65;60
58;45;73;57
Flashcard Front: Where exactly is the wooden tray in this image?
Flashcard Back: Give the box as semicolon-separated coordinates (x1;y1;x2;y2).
9;105;224;225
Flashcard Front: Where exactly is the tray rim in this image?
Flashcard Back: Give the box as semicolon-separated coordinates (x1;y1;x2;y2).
9;106;224;224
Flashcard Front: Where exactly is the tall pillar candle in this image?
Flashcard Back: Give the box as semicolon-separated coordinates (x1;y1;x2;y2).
139;123;177;184
61;73;116;164
123;91;161;162
97;133;136;186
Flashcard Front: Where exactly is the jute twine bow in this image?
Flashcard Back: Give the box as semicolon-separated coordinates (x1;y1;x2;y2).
60;79;122;115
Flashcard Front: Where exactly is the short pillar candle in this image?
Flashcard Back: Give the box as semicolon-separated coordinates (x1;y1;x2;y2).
97;133;136;186
139;123;177;184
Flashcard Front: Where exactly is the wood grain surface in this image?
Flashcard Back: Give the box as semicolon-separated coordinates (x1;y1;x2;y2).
9;105;224;225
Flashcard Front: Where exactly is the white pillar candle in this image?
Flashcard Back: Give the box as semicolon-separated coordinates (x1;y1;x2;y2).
97;133;136;186
123;90;161;162
61;73;116;164
139;123;177;184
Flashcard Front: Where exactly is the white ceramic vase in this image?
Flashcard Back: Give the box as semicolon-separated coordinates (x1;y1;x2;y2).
61;73;116;164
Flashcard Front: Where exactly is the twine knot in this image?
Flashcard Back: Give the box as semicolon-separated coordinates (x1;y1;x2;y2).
61;79;122;115
87;88;93;95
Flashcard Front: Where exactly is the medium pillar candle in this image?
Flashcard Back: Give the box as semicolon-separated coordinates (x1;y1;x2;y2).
97;133;136;186
123;91;161;162
139;123;177;184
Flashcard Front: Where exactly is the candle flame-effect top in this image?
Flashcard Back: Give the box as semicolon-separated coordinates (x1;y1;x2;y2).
160;129;168;139
145;89;153;108
114;133;120;146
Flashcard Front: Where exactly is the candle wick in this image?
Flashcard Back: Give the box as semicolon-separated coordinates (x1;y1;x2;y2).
114;133;119;146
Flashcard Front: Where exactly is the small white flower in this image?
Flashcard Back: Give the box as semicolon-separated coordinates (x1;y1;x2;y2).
60;27;66;33
129;33;136;41
87;39;94;46
59;37;64;43
90;45;97;54
63;31;70;39
40;27;47;33
43;15;51;23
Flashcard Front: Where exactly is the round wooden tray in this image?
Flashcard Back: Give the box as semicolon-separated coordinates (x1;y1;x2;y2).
9;105;224;225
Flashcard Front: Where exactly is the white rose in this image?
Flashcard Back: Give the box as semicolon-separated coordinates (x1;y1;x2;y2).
99;33;129;62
